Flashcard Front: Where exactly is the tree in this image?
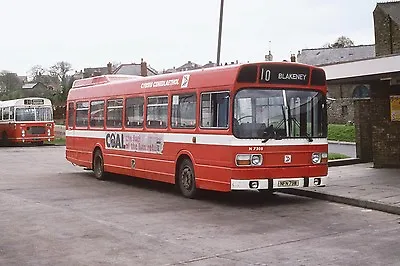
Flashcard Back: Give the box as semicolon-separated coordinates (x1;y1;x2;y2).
0;71;22;94
49;61;72;103
29;65;46;81
324;36;355;48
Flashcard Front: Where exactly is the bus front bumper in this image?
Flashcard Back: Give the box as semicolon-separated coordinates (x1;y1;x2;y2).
230;176;327;191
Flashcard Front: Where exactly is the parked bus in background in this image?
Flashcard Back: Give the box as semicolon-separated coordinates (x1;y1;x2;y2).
66;62;328;198
0;97;54;145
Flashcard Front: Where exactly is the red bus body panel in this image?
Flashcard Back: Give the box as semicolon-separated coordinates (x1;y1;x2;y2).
66;62;328;192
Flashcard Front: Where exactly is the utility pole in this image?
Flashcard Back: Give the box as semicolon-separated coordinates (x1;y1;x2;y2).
216;0;224;66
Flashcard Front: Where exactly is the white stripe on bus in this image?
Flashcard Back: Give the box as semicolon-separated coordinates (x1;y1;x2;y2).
66;130;327;147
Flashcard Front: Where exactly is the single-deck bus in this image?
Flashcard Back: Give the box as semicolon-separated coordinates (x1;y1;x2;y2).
0;97;55;145
66;62;328;198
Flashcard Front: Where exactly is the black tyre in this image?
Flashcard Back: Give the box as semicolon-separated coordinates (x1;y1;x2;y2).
93;149;107;180
178;159;197;198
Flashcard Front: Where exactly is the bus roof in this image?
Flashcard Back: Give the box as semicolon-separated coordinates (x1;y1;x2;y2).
0;97;52;107
68;62;324;101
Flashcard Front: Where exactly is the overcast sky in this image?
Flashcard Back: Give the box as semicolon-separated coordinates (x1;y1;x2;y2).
0;0;381;76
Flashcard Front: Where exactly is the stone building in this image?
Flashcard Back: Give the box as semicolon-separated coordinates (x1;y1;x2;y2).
374;1;400;56
297;45;375;124
321;1;400;167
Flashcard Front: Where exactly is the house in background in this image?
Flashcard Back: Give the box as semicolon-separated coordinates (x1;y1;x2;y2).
296;45;376;123
83;62;114;78
80;60;157;78
113;59;158;76
294;1;400;124
22;82;54;98
374;1;400;56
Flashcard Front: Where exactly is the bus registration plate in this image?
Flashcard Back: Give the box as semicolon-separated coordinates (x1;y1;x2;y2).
278;180;299;187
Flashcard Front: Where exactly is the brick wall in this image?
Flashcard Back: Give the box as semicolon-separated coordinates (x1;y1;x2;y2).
354;99;373;162
327;84;367;124
374;7;400;56
369;81;400;168
327;98;355;124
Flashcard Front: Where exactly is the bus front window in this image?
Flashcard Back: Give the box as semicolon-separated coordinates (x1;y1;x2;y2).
16;107;53;122
233;89;327;140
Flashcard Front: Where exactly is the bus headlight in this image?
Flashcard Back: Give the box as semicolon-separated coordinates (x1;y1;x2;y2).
21;130;25;137
312;153;322;164
251;154;263;166
47;129;51;136
236;154;263;166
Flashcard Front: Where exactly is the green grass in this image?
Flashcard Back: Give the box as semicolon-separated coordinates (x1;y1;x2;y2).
52;137;66;146
328;124;355;142
328;153;350;160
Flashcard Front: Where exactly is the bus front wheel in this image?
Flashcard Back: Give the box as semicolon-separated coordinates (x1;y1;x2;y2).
178;159;197;198
93;149;106;180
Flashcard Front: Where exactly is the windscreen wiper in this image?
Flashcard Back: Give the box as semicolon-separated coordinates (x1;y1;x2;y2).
306;133;313;142
262;126;283;143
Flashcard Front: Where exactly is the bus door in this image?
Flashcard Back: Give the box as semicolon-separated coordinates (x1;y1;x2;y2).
66;102;75;158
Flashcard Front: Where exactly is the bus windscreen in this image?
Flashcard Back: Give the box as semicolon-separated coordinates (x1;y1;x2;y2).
233;88;327;139
15;107;53;122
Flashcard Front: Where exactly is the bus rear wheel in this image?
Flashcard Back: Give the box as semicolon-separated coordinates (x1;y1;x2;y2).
93;150;106;180
178;159;197;198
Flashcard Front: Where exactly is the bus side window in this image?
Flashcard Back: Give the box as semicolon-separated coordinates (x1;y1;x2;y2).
2;108;9;121
126;97;144;128
201;91;230;128
106;98;123;128
90;100;105;128
171;94;196;128
76;101;89;128
147;96;168;129
9;108;14;121
0;108;2;121
68;102;75;128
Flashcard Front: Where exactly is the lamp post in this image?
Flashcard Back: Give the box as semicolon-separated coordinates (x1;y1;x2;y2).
216;0;224;66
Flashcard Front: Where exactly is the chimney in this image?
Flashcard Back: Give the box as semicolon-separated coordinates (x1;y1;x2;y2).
107;62;112;74
140;58;147;77
290;54;296;62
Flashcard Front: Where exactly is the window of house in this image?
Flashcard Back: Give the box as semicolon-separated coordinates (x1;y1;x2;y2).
147;96;168;128
126;97;144;128
171;94;196;128
68;102;75;127
341;105;348;116
352;85;370;98
201;91;229;128
75;101;89;127
106;99;123;128
90;100;105;128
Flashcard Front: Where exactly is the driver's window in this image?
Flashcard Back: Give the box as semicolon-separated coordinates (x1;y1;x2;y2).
201;91;229;128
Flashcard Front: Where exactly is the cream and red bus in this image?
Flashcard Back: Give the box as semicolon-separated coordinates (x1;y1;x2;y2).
66;62;328;198
0;97;54;145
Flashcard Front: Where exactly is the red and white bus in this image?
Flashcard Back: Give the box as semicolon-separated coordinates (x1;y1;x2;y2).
66;62;328;198
0;97;55;145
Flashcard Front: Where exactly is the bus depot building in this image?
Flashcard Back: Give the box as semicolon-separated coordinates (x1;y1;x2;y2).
322;54;400;168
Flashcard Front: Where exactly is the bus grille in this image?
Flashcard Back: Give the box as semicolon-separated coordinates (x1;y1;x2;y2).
27;126;45;135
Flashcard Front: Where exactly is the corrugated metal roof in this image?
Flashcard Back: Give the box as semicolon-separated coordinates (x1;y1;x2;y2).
297;45;376;66
22;83;39;89
377;1;400;25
